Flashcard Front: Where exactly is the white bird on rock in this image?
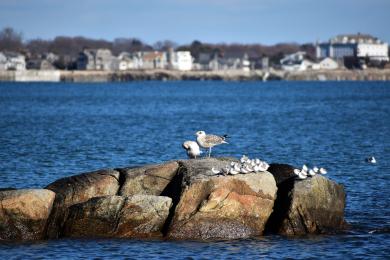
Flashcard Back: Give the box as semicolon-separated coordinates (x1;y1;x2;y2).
182;141;202;159
294;169;301;175
240;155;249;163
319;167;327;174
298;171;308;179
308;169;316;176
196;131;228;157
229;167;239;175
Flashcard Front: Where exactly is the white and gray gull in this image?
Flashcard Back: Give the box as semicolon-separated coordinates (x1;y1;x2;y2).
182;141;202;159
195;130;228;157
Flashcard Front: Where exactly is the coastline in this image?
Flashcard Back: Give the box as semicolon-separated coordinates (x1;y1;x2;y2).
1;68;390;82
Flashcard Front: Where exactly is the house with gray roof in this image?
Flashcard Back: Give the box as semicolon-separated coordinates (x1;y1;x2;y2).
77;49;119;71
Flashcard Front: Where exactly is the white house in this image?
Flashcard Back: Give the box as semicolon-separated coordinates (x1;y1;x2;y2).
0;51;26;71
280;51;311;71
170;51;193;71
117;52;143;70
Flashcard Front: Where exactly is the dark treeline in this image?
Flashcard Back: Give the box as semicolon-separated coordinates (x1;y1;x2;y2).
0;27;316;66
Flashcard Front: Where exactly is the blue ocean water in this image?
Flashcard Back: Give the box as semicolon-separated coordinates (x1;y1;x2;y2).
0;81;389;259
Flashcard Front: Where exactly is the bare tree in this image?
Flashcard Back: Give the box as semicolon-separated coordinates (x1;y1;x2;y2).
0;27;23;51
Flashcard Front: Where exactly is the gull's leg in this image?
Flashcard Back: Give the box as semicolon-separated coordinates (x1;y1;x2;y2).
208;147;212;157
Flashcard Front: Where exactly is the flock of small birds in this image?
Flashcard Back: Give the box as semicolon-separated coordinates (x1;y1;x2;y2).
293;164;327;180
211;155;270;176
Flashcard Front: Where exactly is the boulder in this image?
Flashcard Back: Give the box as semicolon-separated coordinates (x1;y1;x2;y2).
266;171;346;235
0;189;55;240
63;195;172;238
118;161;179;196
45;169;120;238
167;158;277;240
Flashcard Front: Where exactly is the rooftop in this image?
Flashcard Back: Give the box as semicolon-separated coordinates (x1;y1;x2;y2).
330;33;383;44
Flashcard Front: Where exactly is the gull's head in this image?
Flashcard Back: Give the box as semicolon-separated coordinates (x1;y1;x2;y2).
195;131;206;137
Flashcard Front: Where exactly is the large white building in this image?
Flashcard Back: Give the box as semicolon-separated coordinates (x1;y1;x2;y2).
316;34;389;62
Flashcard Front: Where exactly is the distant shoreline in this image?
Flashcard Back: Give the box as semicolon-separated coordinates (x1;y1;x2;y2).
1;69;390;82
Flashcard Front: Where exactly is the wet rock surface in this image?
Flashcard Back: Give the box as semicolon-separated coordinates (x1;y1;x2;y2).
44;169;120;238
280;175;346;235
63;195;172;238
0;189;55;240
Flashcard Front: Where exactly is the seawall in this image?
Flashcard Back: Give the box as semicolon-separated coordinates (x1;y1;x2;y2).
1;69;390;82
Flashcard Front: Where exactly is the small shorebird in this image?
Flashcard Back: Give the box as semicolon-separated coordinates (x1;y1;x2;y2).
293;168;307;179
319;167;327;174
308;169;316;176
195;131;228;157
182;141;202;159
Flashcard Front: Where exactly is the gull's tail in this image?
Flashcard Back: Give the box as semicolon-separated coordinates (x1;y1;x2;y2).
222;134;229;144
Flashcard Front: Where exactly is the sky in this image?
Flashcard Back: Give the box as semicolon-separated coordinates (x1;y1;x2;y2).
0;0;389;45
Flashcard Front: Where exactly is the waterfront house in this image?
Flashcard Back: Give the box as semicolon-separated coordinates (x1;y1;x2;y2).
317;57;339;70
77;49;118;71
192;53;212;70
27;59;56;70
141;51;167;69
207;53;251;71
168;50;193;71
117;52;143;70
316;34;389;67
0;51;26;71
26;53;58;70
280;51;312;71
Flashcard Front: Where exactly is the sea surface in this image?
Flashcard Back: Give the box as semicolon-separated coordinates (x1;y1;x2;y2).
0;81;389;259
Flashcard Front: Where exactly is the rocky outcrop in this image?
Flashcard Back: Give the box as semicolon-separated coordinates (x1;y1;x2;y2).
0;189;55;240
167;158;278;240
63;195;172;238
118;161;179;196
1;158;348;241
266;164;346;235
45;169;120;238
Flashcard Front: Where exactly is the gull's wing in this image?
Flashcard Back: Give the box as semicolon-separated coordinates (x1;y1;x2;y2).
205;134;226;145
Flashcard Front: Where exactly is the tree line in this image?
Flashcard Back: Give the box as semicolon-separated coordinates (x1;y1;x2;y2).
0;27;316;67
